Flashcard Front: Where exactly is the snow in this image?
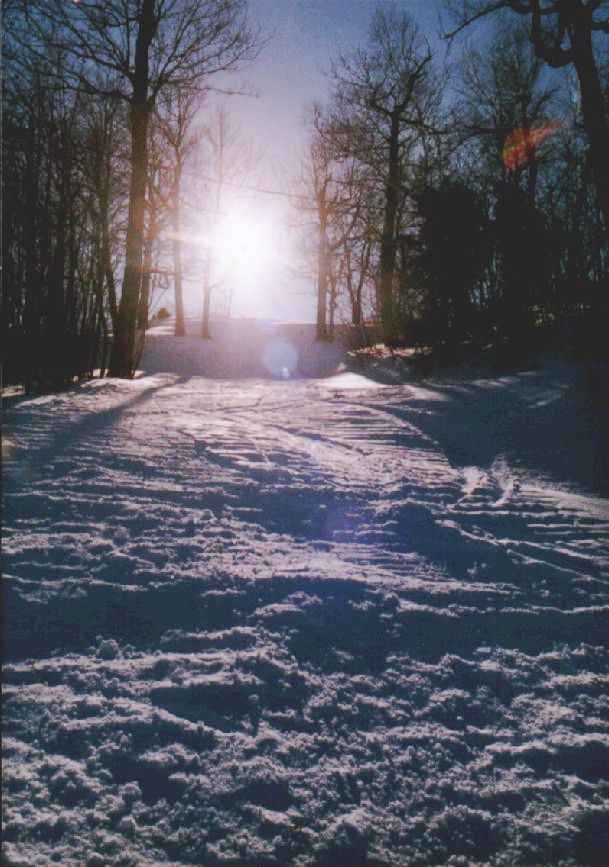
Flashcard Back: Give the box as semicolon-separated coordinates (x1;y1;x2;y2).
3;319;609;865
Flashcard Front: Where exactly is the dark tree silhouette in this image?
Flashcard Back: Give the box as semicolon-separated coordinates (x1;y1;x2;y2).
328;7;436;344
445;0;609;245
21;0;260;377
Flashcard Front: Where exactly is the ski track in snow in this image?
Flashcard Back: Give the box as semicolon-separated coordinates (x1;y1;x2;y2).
3;343;609;866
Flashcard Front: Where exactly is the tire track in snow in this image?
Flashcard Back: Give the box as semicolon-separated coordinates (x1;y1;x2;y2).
3;372;609;867
355;389;609;593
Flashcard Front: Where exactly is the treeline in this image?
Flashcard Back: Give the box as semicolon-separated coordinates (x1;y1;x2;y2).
3;69;126;390
3;2;608;392
301;3;609;361
2;0;259;390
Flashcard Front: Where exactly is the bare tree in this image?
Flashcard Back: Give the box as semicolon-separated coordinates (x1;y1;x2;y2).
24;0;261;376
136;114;170;344
328;6;436;344
445;0;609;244
333;190;376;330
198;105;255;337
2;14;132;390
80;91;129;375
307;118;335;340
155;87;204;336
457;24;558;203
295;106;378;340
466;26;562;334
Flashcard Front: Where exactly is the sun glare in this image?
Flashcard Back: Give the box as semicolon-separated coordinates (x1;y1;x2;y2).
212;210;276;280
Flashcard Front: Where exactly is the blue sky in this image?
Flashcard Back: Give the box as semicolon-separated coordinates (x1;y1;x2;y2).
242;0;447;167
187;0;450;321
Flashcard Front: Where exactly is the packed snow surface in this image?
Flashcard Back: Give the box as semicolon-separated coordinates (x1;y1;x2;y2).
3;321;609;866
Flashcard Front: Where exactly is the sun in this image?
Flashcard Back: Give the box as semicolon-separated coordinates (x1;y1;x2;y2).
212;210;275;280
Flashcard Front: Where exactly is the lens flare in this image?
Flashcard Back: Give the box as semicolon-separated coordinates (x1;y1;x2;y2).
502;121;561;170
262;339;298;378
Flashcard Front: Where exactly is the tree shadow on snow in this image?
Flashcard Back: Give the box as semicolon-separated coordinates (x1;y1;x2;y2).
4;375;192;479
356;362;609;497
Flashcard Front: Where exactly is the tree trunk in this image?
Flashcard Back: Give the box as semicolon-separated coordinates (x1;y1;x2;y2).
172;232;185;336
352;294;362;326
201;290;212;338
172;155;185;336
50;197;66;334
134;224;157;369
328;267;337;337
138;240;153;333
316;222;329;340
379;110;401;345
109;102;150;376
570;18;609;245
201;257;212;339
49;121;70;338
353;240;371;327
109;0;155;377
23;121;41;345
524;122;538;206
67;200;80;335
345;252;361;327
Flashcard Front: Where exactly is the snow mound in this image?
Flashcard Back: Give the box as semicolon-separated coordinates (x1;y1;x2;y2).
141;318;350;380
318;371;386;390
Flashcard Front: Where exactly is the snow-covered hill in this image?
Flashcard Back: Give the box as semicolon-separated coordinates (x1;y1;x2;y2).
3;324;609;866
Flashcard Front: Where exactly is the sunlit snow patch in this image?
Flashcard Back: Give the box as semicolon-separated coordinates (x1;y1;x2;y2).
460;466;486;498
406;384;449;401
319;372;386;390
262;339;299;378
1;435;18;459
